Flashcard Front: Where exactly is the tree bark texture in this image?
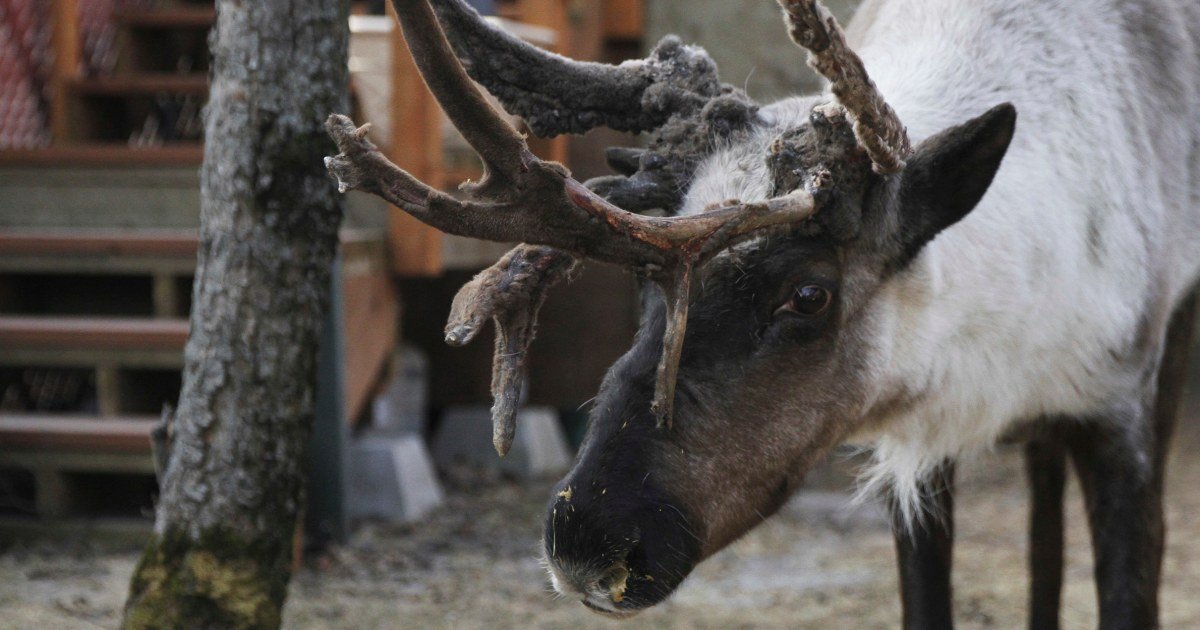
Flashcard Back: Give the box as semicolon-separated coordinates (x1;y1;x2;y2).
123;1;349;627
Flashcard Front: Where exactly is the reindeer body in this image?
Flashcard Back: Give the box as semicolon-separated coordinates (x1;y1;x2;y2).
683;0;1200;514
330;0;1200;625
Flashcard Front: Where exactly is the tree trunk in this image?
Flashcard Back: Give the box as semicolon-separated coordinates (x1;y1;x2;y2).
122;1;349;627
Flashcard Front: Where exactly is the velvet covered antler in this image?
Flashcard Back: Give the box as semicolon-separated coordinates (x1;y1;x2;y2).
777;0;912;174
326;0;828;454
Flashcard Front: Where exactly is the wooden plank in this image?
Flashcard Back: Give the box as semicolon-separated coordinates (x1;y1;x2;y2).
0;414;156;454
0;515;152;545
1;348;182;370
0;144;205;167
2;451;154;474
387;3;445;277
602;0;644;41
0;229;200;258
514;0;570;164
48;0;81;143
111;7;215;29
67;74;210;97
0;256;196;276
0;316;189;352
341;268;398;424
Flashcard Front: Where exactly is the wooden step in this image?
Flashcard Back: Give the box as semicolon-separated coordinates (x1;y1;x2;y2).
0;414;155;454
0;229;199;258
0;316;188;368
0;414;157;518
67;74;209;97
0;316;188;351
0;229;199;274
0;144;205;167
0;515;153;545
112;6;215;29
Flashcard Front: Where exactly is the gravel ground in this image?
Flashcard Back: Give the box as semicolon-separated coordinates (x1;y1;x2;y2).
2;391;1199;629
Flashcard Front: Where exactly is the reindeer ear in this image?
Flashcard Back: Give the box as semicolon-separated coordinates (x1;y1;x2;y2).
894;103;1017;261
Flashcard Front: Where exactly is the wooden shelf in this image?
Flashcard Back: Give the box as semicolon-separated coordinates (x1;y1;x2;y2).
0;414;156;454
0;229;199;259
0;144;205;167
0;229;199;275
0;316;189;353
112;7;215;29
67;74;209;97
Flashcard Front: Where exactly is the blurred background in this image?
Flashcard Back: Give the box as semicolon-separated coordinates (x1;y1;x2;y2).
0;0;1197;627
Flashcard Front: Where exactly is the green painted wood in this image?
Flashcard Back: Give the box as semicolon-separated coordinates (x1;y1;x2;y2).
0;167;202;229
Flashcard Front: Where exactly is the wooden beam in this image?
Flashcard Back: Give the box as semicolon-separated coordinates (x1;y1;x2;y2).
111;7;215;29
341;268;398;424
387;3;445;277
514;0;570;164
0;229;200;258
0;414;156;454
66;74;210;96
602;0;644;41
0;144;205;167
95;364;122;417
0;316;189;352
48;0;82;143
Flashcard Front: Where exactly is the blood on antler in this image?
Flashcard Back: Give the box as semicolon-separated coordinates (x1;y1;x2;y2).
326;0;900;454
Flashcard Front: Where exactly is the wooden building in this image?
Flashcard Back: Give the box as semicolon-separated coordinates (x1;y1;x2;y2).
0;0;644;537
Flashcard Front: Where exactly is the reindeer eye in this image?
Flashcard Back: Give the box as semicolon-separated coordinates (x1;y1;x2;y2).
777;285;833;317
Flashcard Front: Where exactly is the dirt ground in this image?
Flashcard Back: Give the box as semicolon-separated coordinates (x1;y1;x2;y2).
2;388;1199;629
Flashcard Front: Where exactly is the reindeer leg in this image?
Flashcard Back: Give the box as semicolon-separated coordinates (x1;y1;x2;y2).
1068;291;1196;630
891;462;955;630
1025;438;1067;630
1068;414;1159;630
1149;289;1196;497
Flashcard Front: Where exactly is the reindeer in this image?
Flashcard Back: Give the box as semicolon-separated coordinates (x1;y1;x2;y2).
326;0;1200;626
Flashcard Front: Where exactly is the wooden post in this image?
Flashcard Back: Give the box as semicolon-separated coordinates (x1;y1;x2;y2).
602;0;644;41
387;3;445;277
34;468;72;518
48;0;81;143
515;0;570;165
152;273;180;318
95;363;122;417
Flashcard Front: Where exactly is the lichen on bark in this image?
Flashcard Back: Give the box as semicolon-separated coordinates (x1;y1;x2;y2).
124;526;288;629
122;0;350;626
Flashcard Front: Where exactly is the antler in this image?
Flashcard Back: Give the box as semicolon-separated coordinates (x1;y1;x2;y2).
444;245;577;456
429;0;724;136
327;0;824;452
777;0;912;174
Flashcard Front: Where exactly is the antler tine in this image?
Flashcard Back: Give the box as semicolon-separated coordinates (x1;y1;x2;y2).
777;0;912;174
445;245;578;455
390;0;530;181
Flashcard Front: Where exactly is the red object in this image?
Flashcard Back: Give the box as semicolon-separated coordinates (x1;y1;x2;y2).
0;0;149;148
0;0;52;148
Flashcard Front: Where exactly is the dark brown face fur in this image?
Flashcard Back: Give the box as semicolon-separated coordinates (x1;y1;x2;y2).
543;103;1019;615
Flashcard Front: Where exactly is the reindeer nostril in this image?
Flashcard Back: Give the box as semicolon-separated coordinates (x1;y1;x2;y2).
598;562;631;603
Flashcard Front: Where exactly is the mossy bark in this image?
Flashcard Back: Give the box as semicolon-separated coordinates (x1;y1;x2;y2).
124;527;290;629
122;0;349;627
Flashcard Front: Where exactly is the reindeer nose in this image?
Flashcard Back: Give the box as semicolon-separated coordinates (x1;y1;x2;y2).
542;483;645;612
546;556;634;615
542;473;704;615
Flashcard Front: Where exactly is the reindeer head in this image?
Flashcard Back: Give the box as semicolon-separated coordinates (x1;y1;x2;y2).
327;0;1016;615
